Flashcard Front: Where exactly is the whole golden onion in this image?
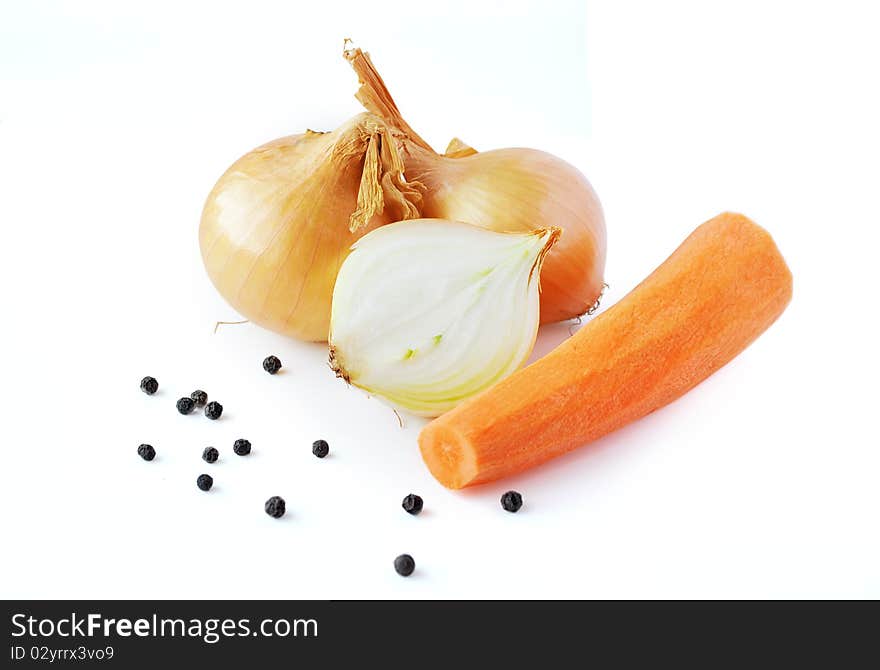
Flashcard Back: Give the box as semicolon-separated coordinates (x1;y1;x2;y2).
403;144;606;323
345;46;607;324
199;113;422;341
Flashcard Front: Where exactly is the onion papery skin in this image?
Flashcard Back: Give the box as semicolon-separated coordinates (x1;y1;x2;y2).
199;114;419;342
402;143;607;324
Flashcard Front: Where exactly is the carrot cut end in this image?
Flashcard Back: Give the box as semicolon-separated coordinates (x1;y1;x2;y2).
418;425;478;490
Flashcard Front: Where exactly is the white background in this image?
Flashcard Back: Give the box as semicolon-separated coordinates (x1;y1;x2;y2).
1;0;878;599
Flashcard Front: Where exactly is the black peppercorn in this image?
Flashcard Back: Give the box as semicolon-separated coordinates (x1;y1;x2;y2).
233;439;251;456
176;397;195;415
500;490;523;513
401;494;423;515
262;355;282;375
394;554;415;577
202;447;219;464
264;496;286;518
137;444;156;461
197;474;213;491
312;439;329;458
204;401;223;420
140;376;158;395
190;390;208;407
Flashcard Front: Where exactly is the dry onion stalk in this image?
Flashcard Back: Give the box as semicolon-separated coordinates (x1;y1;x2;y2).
344;45;607;324
329;220;560;417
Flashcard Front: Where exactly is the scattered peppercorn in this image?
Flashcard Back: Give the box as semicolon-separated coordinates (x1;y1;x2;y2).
312;439;329;458
137;444;156;461
190;390;208;407
264;496;286;518
140;376;158;395
197;474;213;491
202;447;219;464
402;494;424;515
176;397;195;414
501;490;523;513
204;401;223;420
233;439;251;456
394;554;415;577
262;355;282;375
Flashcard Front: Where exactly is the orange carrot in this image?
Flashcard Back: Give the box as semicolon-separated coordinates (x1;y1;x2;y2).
418;212;793;489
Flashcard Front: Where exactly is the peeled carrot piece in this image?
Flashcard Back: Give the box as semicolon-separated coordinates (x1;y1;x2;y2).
419;212;793;489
